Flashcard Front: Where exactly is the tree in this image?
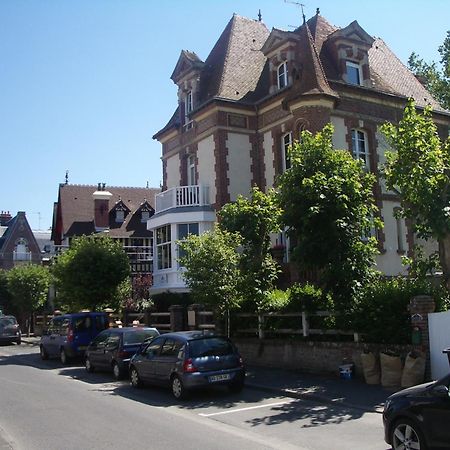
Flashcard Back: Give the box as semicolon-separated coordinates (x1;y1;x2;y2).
277;124;381;311
0;270;11;314
178;227;242;333
52;235;130;311
382;98;450;290
408;31;450;110
218;187;282;312
6;265;51;325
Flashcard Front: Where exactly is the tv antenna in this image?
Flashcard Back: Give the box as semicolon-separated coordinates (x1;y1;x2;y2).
284;0;306;24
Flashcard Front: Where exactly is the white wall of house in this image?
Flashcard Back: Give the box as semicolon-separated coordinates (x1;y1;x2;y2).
227;133;252;201
330;116;347;149
263;131;275;188
197;135;216;203
166;154;180;188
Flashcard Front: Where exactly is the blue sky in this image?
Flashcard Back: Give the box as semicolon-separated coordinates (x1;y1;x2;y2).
1;0;448;230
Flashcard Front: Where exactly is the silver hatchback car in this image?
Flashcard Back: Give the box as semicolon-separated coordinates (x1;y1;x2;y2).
129;331;245;399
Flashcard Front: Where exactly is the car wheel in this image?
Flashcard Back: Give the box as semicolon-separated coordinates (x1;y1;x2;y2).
60;348;69;365
171;375;187;400
16;337;21;345
40;345;49;360
391;418;427;450
112;362;124;380
130;367;142;388
85;357;94;373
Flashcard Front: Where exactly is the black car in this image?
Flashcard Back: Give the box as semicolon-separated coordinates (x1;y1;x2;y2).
129;331;245;399
383;373;450;449
85;327;159;380
0;315;21;345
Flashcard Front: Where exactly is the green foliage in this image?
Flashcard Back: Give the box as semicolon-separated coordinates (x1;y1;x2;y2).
6;265;51;319
218;187;282;312
0;270;11;313
352;276;444;344
287;282;329;313
277;124;381;309
178;227;243;316
52;235;130;311
408;31;450;110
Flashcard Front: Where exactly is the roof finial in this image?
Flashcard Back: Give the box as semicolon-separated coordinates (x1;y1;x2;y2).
258;9;262;22
316;7;320;15
65;170;69;185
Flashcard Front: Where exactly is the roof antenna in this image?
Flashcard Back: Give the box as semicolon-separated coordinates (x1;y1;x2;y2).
284;0;306;24
65;170;69;185
258;9;262;22
146;180;149;188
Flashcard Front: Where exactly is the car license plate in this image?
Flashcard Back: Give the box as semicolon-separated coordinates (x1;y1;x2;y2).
209;374;231;383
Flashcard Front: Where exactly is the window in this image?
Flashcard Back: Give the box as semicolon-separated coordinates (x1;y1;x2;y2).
394;207;405;253
187;154;196;185
282;132;292;171
177;223;199;264
351;129;370;169
156;225;171;270
141;210;150;222
115;209;125;223
13;238;30;261
346;61;362;85
277;61;288;89
184;90;193;129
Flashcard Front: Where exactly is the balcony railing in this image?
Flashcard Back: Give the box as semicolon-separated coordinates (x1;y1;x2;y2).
155;185;210;213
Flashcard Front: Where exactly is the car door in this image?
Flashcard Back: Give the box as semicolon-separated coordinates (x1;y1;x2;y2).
102;333;121;367
135;336;164;383
46;317;64;356
88;330;110;368
424;381;450;447
152;338;183;384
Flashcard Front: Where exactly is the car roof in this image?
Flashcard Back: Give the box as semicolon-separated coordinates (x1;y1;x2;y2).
106;327;158;334
53;312;106;319
159;331;224;341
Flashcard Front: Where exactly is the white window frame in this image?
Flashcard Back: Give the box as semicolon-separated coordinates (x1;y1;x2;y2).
184;90;193;130
277;61;288;89
13;238;30;261
351;129;370;170
141;210;150;223
187;154;196;185
156;225;172;270
115;209;125;223
282;132;292;171
346;61;362;86
177;223;199;267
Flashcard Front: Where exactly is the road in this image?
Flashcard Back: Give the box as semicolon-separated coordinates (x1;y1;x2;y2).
0;342;388;450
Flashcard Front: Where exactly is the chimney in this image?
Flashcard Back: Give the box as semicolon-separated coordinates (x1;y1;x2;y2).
92;184;113;230
0;211;12;225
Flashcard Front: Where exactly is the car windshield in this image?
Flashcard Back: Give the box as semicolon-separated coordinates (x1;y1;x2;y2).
189;337;234;357
0;317;17;328
123;330;159;345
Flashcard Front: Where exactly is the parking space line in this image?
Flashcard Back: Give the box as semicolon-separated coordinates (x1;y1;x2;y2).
199;399;297;417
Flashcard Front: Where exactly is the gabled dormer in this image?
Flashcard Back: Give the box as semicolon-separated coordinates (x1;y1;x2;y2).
111;199;130;224
136;200;155;223
326;20;375;88
171;50;205;131
261;28;300;94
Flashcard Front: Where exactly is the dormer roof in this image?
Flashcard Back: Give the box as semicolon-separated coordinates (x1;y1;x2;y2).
327;20;375;47
171;50;204;84
260;28;299;56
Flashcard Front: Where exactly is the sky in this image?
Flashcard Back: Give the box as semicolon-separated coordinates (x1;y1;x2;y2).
1;0;449;231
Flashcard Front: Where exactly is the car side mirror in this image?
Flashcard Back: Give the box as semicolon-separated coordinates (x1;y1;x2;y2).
432;384;449;398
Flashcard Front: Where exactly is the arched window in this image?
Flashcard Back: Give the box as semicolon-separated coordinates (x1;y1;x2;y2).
14;238;30;261
277;62;288;89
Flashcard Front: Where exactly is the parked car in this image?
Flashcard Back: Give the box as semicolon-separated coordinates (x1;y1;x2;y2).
85;327;159;380
0;315;21;345
40;312;109;364
383;373;450;449
129;331;245;399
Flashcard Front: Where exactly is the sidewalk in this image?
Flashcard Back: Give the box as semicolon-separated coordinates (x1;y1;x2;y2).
21;336;394;413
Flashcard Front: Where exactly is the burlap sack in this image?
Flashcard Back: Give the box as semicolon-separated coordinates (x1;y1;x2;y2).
360;352;380;385
401;352;426;388
380;352;402;387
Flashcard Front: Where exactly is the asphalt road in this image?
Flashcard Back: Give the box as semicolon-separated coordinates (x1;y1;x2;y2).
0;343;388;450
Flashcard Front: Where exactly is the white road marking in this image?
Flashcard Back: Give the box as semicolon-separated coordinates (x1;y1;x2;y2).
199;399;297;417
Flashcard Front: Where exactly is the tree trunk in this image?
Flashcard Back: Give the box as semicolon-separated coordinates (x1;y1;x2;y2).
438;235;450;292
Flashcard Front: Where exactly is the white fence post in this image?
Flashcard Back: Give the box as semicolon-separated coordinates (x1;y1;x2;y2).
258;313;265;339
302;311;309;337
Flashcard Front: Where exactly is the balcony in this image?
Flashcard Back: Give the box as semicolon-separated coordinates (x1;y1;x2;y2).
155;185;210;213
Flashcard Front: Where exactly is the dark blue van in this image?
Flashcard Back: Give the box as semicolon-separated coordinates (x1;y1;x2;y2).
40;312;109;364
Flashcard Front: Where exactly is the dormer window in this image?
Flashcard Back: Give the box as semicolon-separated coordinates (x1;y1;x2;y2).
116;209;125;223
184;90;193;130
278;62;288;89
346;61;362;86
141;210;150;222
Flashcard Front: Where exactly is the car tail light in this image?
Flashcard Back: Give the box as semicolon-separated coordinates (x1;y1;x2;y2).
67;325;74;342
183;358;197;373
118;350;129;358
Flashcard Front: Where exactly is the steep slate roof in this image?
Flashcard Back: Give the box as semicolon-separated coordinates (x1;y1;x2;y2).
54;184;160;240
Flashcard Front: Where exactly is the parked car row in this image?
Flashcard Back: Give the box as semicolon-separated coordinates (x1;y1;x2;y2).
39;312;246;400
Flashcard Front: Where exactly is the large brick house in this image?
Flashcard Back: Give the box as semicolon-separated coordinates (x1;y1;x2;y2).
0;211;42;270
51;182;160;276
149;11;450;294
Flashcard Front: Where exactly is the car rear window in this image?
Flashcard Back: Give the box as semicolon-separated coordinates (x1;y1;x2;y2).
189;337;234;357
123;330;159;345
0;317;17;327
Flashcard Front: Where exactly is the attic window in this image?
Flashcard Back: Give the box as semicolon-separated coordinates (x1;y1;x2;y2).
116;209;125;223
141;210;150;222
346;61;362;86
277;62;288;89
184;90;193;130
